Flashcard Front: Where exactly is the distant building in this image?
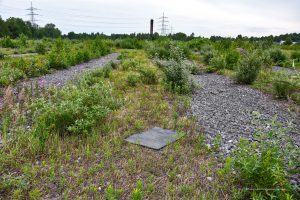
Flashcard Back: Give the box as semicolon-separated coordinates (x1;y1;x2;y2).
279;40;285;45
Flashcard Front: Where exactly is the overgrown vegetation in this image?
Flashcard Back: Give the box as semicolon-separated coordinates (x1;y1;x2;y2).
219;115;299;199
235;52;262;84
1;31;299;199
0;37;110;86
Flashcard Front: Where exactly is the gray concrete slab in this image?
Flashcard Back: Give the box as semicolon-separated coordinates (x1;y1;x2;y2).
125;127;184;150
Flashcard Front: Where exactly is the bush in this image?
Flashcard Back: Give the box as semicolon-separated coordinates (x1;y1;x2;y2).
139;66;159;84
235;53;261;84
0;67;25;86
121;59;139;71
269;48;288;65
18;34;28;47
31;81;123;147
163;60;194;94
225;50;240;70
0;36;16;48
115;38;143;49
259;50;273;68
47;51;68;69
0;51;5;59
209;54;226;70
102;63;113;78
273;74;298;99
146;40;190;61
189;63;202;75
220;118;298;199
291;51;300;61
205;66;217;73
126;72;140;87
35;42;47;55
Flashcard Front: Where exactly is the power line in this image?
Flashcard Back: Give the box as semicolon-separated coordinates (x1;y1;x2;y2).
158;12;168;36
26;1;39;26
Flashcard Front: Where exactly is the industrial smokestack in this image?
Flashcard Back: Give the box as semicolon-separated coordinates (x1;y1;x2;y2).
150;19;154;36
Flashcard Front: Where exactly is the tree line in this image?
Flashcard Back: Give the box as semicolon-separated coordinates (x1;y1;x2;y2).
0;16;299;42
0;17;61;39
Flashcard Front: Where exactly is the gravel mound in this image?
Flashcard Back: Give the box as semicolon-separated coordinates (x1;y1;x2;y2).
190;74;300;155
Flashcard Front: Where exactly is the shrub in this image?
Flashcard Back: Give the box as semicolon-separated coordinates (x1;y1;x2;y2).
146;40;190;61
0;51;5;59
273;74;298;99
225;50;240;70
121;59;139;71
115;38;143;49
205;66;217;73
0;36;16;48
46;39;68;69
259;50;273;68
291;51;300;61
139;66;159;84
35;42;47;55
269;48;288;65
0;67;25;86
126;72;140;87
163;60;194;94
220;118;298;199
18;34;28;47
102;63;113;78
31;81;123;147
46;51;68;69
209;54;226;70
235;53;261;84
189;63;202;75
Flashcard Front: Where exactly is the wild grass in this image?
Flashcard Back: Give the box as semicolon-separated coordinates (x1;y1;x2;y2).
0;37;111;86
1;37;299;199
219;115;299;199
0;50;225;199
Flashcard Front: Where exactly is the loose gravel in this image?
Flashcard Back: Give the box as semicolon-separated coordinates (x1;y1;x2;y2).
273;66;300;75
189;74;300;155
22;53;120;89
0;53;120;106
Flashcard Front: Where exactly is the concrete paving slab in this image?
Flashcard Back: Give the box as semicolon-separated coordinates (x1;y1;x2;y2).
125;127;184;150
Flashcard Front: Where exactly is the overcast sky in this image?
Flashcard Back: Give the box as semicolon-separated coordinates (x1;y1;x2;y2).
1;0;299;37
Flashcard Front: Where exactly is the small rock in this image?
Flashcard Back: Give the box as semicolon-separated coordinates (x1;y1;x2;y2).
206;177;213;181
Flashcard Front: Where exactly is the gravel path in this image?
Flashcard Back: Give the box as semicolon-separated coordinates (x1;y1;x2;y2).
0;53;120;146
0;53;120;105
7;53;38;58
273;66;300;75
22;53;120;88
190;74;300;155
